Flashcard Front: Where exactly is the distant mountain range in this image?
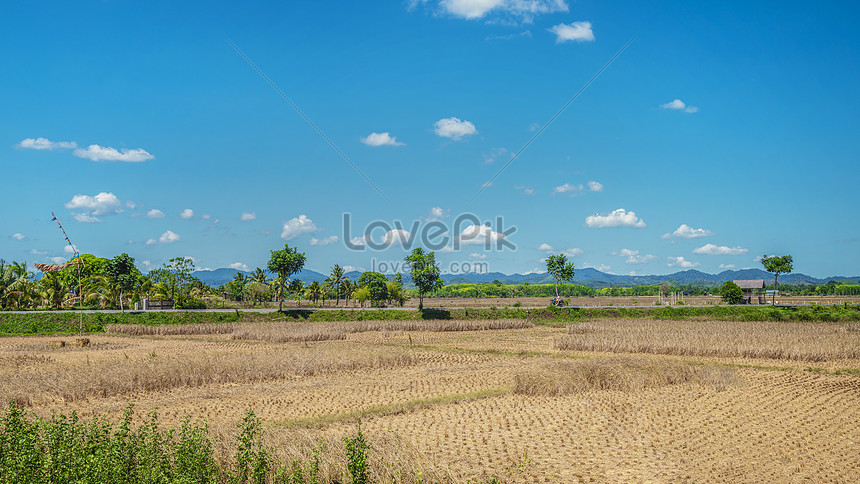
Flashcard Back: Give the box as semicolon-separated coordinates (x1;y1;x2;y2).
192;267;860;289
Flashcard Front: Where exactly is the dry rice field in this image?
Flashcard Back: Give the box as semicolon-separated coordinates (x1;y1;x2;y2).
1;318;859;482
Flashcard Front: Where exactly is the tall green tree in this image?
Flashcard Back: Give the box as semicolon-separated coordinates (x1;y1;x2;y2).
326;264;346;306
288;279;304;307
761;254;793;305
267;244;306;311
404;248;443;309
0;259;31;309
545;254;575;298
358;271;389;307
105;253;138;312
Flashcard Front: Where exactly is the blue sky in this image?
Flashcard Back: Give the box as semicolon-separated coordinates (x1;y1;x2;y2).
3;1;859;278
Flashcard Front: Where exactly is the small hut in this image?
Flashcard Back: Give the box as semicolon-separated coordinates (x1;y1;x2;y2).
733;280;765;304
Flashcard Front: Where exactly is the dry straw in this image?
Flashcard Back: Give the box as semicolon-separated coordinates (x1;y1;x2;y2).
514;357;738;395
555;319;860;362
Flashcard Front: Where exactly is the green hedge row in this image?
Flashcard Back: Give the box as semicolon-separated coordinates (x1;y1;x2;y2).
2;304;858;336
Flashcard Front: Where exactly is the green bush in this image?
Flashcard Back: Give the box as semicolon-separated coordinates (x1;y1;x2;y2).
720;281;744;305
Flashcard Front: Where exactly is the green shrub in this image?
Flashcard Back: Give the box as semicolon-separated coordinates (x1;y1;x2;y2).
720;281;744;305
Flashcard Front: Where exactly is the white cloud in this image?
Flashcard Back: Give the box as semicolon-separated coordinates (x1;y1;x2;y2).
73;213;101;223
310;235;339;246
50;256;66;264
719;264;736;269
483;147;510;164
514;184;535;195
342;265;365;273
382;229;412;247
457;224;506;245
587;180;603;192
433;0;568;21
425;206;451;222
542;244;582;257
11;233;25;241
667;256;699;268
360;132;404;146
73;144;154;162
159;230;181;244
281;215;319;240
350;236;367;247
30;248;47;255
434;117;477;140
583;263;612;273
146;239;157;246
65;192;123;223
660;99;698;114
585;208;646;228
615;248;656;264
662;224;713;239
468;252;487;260
147;209;165;219
240;212;256;222
554;183;584;195
202;214;212;220
63;245;78;254
65;192;123;216
230;262;250;272
179;209;194;219
549;21;595;43
692;243;748;255
17;137;76;150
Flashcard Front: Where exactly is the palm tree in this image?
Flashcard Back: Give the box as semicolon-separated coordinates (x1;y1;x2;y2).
38;271;68;309
326;264;346;307
0;259;31;309
289;279;304;307
305;281;323;306
251;267;271;285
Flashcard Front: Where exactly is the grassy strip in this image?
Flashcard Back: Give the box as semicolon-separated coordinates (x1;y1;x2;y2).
277;387;512;429
1;404;486;483
2;304;859;336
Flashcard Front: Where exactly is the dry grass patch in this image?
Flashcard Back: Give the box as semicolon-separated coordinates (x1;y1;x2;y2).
514;357;738;395
232;319;532;343
106;323;238;336
556;319;860;362
0;344;418;405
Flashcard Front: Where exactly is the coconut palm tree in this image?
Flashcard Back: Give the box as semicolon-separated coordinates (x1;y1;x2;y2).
305;281;323;306
38;271;68;309
251;267;271;285
326;264;346;307
0;259;31;309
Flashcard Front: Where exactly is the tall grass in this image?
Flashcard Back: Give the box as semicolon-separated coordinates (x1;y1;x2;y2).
0;404;460;483
105;319;533;342
555;319;860;361
514;357;738;395
0;346;418;406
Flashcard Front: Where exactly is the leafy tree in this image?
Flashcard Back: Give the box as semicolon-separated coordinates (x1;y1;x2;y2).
386;273;406;307
326;264;346;307
659;282;671;297
105;253;138;312
404;248;443;309
761;254;793;305
545;254;575;298
267;244;306;311
354;286;370;308
358;271;388;307
720;281;744;305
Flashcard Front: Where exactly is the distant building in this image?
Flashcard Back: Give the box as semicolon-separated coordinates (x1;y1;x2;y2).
733;280;765;304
